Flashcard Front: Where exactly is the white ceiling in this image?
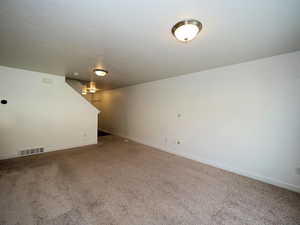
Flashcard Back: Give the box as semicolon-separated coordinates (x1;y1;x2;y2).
1;0;300;90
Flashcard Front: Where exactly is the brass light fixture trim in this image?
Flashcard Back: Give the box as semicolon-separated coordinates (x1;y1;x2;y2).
88;81;97;93
81;81;101;95
171;19;202;42
81;85;88;95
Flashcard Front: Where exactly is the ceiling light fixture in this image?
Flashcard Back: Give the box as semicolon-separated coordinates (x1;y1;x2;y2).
172;19;202;42
93;69;108;76
81;82;99;95
88;81;97;93
81;85;88;95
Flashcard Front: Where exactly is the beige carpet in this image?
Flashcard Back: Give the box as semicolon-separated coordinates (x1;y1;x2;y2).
0;136;299;225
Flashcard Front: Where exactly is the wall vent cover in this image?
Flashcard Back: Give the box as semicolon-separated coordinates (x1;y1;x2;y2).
19;147;44;156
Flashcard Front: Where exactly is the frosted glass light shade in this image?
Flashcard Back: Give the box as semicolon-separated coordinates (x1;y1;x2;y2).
93;69;108;76
172;19;202;42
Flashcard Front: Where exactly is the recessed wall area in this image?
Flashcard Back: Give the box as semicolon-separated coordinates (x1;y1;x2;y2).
95;51;300;192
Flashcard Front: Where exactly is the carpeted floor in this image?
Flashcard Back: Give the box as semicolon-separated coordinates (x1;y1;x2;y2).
0;136;299;225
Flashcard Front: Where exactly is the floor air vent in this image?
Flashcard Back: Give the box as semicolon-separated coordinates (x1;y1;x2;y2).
19;147;44;156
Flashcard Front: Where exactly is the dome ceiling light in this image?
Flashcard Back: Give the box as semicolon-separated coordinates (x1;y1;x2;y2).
93;69;108;76
81;85;88;95
80;67;109;95
172;19;202;42
81;81;99;95
88;81;97;93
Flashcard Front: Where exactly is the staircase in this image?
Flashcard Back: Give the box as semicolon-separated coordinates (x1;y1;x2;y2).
66;78;103;135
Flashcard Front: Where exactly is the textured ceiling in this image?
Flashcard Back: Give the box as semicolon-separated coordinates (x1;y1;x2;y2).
1;0;300;90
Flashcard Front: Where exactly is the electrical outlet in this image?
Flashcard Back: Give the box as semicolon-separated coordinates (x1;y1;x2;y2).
177;113;181;118
296;168;300;175
176;140;181;145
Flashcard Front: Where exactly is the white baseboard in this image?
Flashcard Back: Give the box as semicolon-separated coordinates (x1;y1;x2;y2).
106;130;300;193
0;152;18;160
0;141;98;161
176;151;300;193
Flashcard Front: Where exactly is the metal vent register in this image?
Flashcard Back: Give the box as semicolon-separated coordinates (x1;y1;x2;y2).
19;147;44;156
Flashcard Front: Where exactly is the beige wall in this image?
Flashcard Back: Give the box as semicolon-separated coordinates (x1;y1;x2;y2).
94;51;300;192
0;66;99;159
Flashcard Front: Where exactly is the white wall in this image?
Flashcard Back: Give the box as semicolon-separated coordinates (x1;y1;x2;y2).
95;51;300;192
0;66;99;159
